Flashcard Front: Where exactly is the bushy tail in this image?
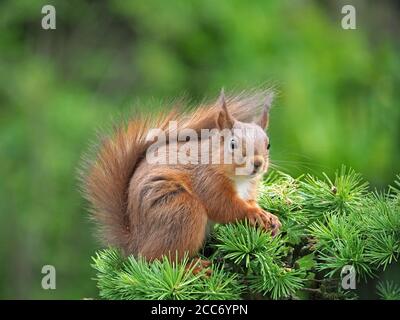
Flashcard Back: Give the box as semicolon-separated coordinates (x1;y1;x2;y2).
80;111;176;251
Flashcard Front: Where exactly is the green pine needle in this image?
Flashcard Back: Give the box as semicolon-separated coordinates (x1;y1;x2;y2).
90;167;400;300
249;256;305;300
365;233;400;270
214;220;287;269
300;166;369;218
92;249;242;300
377;281;400;300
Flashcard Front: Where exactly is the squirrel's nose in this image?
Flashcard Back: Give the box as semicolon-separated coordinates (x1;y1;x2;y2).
253;159;262;170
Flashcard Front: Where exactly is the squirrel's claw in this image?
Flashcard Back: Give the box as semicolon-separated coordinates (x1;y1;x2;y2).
266;211;282;237
187;258;213;277
247;208;281;236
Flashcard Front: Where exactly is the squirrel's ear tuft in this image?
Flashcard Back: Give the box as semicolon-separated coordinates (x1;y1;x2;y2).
217;88;234;129
258;92;274;129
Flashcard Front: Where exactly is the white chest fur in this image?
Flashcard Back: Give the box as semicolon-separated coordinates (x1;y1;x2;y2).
234;178;254;200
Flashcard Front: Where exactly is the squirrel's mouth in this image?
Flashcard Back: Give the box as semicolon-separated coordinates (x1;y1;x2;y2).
250;164;268;176
250;169;263;177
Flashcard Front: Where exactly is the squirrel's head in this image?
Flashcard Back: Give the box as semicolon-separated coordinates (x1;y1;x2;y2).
215;90;272;178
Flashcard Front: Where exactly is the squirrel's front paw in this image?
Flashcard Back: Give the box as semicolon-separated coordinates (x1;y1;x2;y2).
247;208;281;236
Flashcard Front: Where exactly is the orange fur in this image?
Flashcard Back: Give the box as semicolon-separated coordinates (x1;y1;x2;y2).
80;90;281;260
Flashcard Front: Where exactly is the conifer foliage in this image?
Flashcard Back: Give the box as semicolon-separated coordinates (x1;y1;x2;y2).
91;167;400;300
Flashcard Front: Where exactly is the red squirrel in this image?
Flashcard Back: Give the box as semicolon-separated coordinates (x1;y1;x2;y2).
81;90;281;261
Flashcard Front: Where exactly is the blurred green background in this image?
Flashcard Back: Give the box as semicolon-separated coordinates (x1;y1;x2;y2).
0;0;399;299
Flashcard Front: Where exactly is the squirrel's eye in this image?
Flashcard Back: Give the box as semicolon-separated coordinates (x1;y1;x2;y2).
267;142;271;150
230;138;237;150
